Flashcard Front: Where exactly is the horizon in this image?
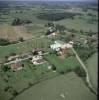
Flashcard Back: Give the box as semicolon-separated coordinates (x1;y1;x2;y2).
0;0;97;2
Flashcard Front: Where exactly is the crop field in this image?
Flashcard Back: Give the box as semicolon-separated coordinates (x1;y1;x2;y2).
86;53;98;91
14;72;96;100
0;25;33;41
0;24;47;41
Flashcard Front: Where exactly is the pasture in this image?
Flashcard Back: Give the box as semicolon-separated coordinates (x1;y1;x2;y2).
44;53;80;73
14;72;96;100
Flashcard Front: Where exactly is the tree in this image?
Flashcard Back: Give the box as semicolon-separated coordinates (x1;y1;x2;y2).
18;37;24;42
74;67;86;77
51;64;56;70
59;71;65;74
0;38;10;46
55;24;66;32
12;18;22;26
12;90;19;96
2;65;10;72
10;52;16;56
45;22;54;27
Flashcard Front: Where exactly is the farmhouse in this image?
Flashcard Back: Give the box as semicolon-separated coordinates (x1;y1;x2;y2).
10;62;22;71
50;40;73;51
32;48;43;56
46;27;57;37
8;55;20;61
32;55;45;65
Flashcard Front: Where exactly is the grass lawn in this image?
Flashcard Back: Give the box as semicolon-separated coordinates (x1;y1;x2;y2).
86;52;98;91
14;72;96;100
44;53;80;72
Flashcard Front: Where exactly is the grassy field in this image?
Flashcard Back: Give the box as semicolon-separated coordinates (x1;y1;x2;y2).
56;16;98;32
14;72;96;100
0;60;58;100
86;52;98;91
44;53;80;72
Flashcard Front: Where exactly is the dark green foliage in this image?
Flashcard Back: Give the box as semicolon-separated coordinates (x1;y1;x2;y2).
37;12;82;21
59;71;65;75
12;18;22;26
18;37;24;42
9;52;16;56
51;65;56;70
12;90;19;96
55;24;66;32
74;43;96;61
4;86;10;92
0;38;10;46
2;65;10;72
74;67;86;78
12;18;32;26
45;22;54;27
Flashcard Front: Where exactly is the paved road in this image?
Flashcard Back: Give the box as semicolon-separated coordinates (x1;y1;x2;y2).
71;47;97;94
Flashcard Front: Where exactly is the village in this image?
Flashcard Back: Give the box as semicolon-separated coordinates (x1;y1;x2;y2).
4;36;74;72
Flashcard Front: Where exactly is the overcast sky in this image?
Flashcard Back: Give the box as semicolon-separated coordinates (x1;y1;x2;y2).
0;0;97;1
0;0;97;2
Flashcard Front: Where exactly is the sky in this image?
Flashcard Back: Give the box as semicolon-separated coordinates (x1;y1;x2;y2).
0;0;97;1
0;0;98;3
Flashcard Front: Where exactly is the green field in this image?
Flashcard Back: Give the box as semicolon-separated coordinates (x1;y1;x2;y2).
86;52;98;91
0;60;58;100
56;16;98;32
14;72;96;100
44;53;80;72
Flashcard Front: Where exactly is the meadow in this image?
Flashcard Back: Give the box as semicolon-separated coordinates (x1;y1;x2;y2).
14;72;96;100
44;53;80;73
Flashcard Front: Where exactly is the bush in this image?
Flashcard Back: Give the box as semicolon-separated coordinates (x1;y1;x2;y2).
2;65;10;72
12;90;19;96
18;37;24;42
51;64;56;70
0;38;10;46
74;67;86;77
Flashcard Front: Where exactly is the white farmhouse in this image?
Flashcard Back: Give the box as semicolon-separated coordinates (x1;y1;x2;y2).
50;40;73;51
